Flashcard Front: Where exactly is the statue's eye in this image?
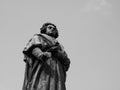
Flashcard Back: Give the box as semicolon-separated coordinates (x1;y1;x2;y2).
47;25;55;29
48;26;52;29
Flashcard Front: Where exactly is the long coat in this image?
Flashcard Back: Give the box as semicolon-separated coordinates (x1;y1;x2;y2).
22;34;70;90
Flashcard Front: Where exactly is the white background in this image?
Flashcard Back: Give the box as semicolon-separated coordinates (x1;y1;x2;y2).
0;0;120;90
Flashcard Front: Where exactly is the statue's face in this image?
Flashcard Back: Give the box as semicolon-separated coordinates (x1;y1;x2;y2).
46;25;55;34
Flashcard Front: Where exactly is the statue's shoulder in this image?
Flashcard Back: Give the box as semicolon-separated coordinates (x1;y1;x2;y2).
33;33;41;37
32;34;44;39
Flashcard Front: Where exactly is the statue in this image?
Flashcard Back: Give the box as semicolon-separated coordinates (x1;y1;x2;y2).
22;22;70;90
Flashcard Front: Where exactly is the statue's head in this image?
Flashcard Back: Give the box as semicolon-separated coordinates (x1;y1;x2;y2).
40;22;59;38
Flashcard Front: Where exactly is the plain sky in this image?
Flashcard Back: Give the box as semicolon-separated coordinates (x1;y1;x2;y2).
0;0;120;90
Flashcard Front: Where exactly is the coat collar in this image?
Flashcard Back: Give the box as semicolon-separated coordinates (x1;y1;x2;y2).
41;33;58;45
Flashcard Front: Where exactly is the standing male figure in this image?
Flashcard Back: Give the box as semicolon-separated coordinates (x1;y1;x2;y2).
22;22;70;90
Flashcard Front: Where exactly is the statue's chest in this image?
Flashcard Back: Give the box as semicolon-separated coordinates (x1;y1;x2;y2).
40;38;54;51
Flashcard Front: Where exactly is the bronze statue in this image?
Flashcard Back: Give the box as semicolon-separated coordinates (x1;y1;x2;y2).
22;22;70;90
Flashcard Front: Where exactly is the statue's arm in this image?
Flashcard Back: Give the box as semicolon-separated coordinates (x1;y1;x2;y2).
58;50;70;71
23;34;51;62
53;44;70;71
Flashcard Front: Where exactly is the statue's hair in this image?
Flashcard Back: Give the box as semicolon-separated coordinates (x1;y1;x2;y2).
40;22;59;38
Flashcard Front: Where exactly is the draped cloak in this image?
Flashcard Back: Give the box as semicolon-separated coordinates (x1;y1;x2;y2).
22;34;70;90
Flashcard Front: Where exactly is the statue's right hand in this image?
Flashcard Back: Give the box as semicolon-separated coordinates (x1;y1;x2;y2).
43;52;52;58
